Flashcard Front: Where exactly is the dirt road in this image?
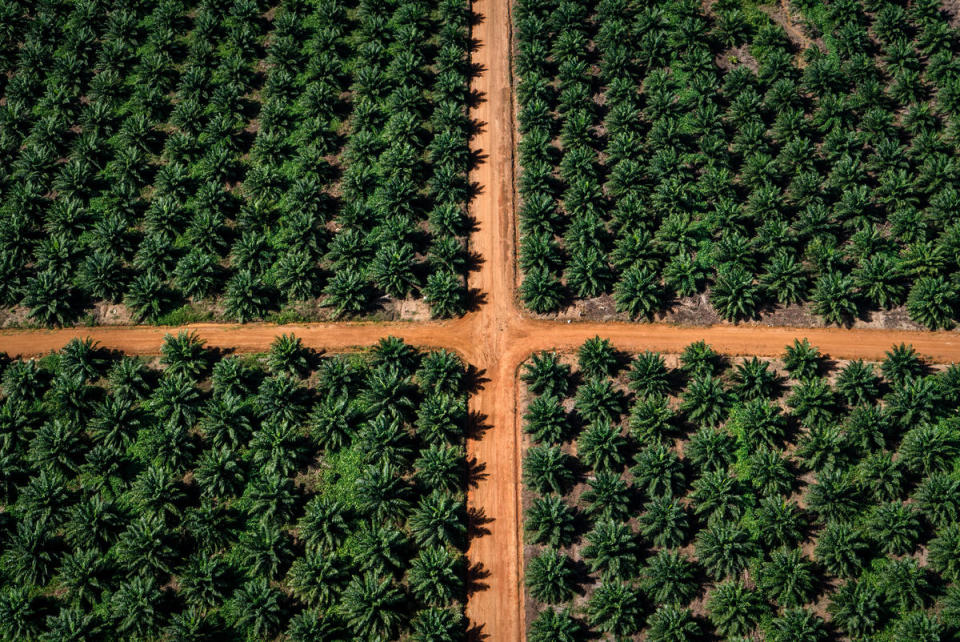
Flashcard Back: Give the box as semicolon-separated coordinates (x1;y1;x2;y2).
5;0;960;639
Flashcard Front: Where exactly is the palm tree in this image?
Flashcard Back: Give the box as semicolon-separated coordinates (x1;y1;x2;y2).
587;581;644;636
767;607;827;642
881;343;924;385
913;472;960;528
424;269;466;318
898;422;960;477
760;249;809;305
410;607;465;642
577;336;618;378
695;522;758;581
112;575;167;640
628;395;676;443
230;578;284;641
267;333;311;377
685;426;736;473
525;494;577;547
729;398;788;449
521;351;571;397
928;523;960;583
574;377;624;424
125;273;173;322
680;375;730;426
414;443;465;494
225;269;271;322
788;378;836;426
200;393;254;450
835;359;880;406
355;462;412;523
526;548;576;604
631;443;685;498
160;331;210;380
528;607;584;642
256;373;309;427
582;471;631;522
237;521;294;581
757;547;817;608
298;496;349;552
521;267;563;313
353;525;408;577
59;337;104;381
828;580;884;638
880;557;930;611
416;350;465;396
691;470;747;525
339;572;406;640
64;494;122;551
582;519;640;579
323;271;371;317
640;496;689;548
178;554;232;611
627;351;670;397
23;269;77;326
362;365;417;422
754;495;806;548
195;446;245;499
57;548;107;606
710;263;760;321
41;605;102;641
643;549;698;605
811;271;859;325
732;357;781;400
613;263;661;319
646;604;700;642
523;394;569;444
578;420;627;472
893;612;943;642
783;339;821;380
408;546;463;606
707;579;766;637
815;521;868;578
369;241;420;298
0;586;42;641
906;275;956;329
409;489;466;549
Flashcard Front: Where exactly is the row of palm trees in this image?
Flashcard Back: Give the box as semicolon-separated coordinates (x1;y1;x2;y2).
523;336;960;640
515;0;960;330
0;0;473;327
0;333;471;640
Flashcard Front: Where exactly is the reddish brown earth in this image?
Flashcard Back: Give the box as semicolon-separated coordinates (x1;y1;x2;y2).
4;0;960;639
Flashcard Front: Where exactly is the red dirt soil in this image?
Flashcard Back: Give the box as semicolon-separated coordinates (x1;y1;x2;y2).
4;0;960;639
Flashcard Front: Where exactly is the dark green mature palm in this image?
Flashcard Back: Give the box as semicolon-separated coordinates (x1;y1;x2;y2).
768;607;828;642
815;521;869;577
42;605;102;642
57;548;107;606
108;356;151;401
64;494;122;551
913;472;960;528
414;443;465;494
680;375;730;426
631;443;685;498
881;343;924;385
812;270;858;325
587;581;645;636
628;394;676;443
200;392;253;450
410;607;465;642
732;356;781;400
225;269;271;322
640;496;689;548
690;470;746;525
710;263;760;320
339;572;406;640
644;549;698;605
112;575;167;640
929;523;960;582
309;395;359;452
856;451;902;502
0;586;42;641
131;463;185;523
680;341;722;378
267;333;312;377
578;419;627;472
528;607;584;642
685;426;736;473
415;393;468;444
230;578;284;641
256;373;309;427
409;489;466;549
362;364;417;422
886;376;943;429
58;337;104;381
835;360;881;406
828;580;884;638
582;471;631;522
150;371;202;428
353;525;409;577
526;547;576;604
906;275;957;329
356;414;415;468
523;444;576;495
237;513;293;578
745;446;793;497
245;473;299;525
523;394;569;444
521;267;563;313
880;557;930;611
708;580;766;637
574;377;624;424
369;241;420;298
624;352;670;400
646;604;700;642
520;351;570;397
160;331;210;379
898;422;960;476
408;546;463;606
695;523;758;580
806;468;862;523
577;335;618;378
116;514;174;577
28;419;83;477
195;446;245;498
525;494;577;547
355;461;412;523
18;468;70;528
754;495;806;548
757;547;817;607
613;263;661;319
416;349;465;396
893;611;943;642
788;377;836;426
783;339;821;380
179;554;232;611
582;519;640;579
298;496;349;553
